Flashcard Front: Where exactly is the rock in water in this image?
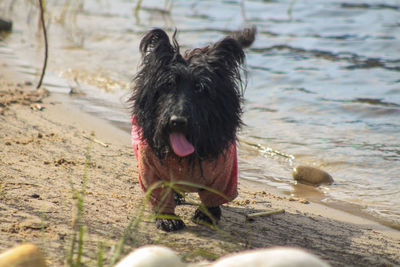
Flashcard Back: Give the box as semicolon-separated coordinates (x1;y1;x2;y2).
293;165;333;186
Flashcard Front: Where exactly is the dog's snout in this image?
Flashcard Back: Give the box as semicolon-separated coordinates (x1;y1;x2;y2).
169;115;187;132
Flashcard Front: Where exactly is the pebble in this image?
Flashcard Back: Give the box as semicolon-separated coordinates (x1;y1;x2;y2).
292;165;333;186
20;218;46;230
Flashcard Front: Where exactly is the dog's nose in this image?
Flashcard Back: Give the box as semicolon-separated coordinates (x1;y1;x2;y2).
169;115;187;131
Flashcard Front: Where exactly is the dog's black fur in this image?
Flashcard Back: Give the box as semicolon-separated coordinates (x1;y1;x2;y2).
129;27;256;231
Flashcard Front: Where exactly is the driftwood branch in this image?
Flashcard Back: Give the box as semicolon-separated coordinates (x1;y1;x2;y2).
245;209;285;221
82;134;109;148
36;0;48;89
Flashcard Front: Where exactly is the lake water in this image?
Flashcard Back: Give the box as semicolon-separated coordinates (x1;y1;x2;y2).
1;0;399;228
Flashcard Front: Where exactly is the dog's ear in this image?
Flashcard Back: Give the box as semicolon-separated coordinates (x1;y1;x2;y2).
207;38;246;93
209;37;245;70
230;26;257;49
139;28;175;59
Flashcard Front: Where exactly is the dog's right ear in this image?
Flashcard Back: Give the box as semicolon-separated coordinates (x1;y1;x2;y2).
139;28;175;59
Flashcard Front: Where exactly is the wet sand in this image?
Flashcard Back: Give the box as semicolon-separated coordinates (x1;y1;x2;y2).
0;69;399;266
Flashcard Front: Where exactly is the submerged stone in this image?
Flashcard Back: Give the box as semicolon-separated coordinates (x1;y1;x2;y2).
293;165;333;186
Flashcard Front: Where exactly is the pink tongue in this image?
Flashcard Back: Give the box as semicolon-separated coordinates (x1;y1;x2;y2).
169;132;195;157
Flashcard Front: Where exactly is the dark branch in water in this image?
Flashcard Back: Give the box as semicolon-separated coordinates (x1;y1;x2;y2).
0;18;12;32
36;0;48;89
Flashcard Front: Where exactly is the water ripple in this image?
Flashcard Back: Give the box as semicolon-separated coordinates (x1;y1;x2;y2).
340;3;400;11
250;45;400;71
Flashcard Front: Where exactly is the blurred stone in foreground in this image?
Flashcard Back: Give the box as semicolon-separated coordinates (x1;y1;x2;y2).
0;243;47;267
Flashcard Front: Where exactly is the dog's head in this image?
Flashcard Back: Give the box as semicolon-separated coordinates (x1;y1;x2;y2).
130;28;255;160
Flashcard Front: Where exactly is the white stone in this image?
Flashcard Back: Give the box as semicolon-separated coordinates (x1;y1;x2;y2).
211;247;330;267
114;245;185;267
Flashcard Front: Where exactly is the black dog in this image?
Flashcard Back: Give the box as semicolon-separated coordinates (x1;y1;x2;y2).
129;26;255;231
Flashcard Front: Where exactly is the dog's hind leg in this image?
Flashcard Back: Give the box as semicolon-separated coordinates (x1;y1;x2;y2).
192;206;222;226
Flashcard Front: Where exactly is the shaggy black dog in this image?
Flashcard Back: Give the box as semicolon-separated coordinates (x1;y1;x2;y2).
129;26;255;231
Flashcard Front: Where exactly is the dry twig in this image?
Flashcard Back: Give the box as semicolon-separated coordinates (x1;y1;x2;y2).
245;209;285;221
37;0;48;89
82;134;109;148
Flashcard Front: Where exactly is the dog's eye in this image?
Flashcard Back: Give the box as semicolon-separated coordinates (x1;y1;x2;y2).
166;79;175;87
194;83;204;93
165;76;177;88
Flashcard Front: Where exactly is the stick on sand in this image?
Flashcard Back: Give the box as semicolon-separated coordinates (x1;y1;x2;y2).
82;134;109;147
246;209;285;221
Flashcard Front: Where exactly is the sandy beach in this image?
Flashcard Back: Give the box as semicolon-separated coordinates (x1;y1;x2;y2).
1;68;400;266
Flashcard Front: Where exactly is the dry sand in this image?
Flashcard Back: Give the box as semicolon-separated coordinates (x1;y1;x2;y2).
0;69;399;267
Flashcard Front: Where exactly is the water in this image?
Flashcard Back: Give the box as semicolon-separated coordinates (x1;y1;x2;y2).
1;0;399;228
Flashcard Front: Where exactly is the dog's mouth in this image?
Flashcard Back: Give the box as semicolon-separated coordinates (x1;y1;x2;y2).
169;132;195;157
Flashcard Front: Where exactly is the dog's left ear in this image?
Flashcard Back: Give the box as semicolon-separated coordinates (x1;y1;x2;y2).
209;38;245;72
139;28;175;60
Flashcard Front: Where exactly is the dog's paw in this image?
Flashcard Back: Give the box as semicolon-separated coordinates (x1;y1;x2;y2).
155;215;185;232
173;191;185;205
192;206;221;226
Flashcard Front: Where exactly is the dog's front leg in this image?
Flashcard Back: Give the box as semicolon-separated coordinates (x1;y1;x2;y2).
155;214;185;232
137;154;186;231
152;187;185;232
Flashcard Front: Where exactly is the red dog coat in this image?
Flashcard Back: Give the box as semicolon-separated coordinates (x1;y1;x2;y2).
131;116;238;214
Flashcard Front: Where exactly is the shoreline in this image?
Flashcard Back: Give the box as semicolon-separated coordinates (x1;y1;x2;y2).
1;67;399;266
243;179;400;235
